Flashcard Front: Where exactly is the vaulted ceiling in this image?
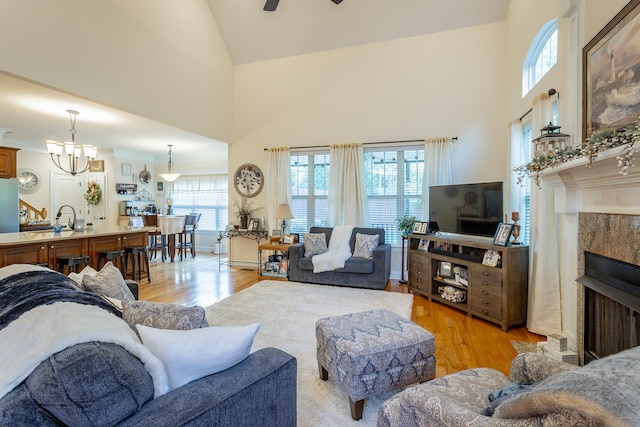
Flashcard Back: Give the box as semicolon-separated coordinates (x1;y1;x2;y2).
1;0;509;160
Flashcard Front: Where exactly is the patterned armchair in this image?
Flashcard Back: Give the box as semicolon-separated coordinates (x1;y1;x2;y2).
378;347;640;426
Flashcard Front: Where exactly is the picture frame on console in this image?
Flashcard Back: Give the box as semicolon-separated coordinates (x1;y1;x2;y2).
493;222;514;246
413;221;425;234
583;0;640;141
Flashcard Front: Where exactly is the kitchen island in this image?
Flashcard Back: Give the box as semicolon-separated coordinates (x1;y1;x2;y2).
0;225;150;270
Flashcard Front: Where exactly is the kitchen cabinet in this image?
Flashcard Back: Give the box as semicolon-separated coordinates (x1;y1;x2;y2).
0;242;48;266
0;147;19;178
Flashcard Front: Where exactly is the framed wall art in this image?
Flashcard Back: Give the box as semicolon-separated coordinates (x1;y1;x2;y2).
583;0;640;141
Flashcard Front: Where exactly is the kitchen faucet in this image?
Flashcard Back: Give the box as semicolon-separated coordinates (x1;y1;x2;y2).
55;205;76;230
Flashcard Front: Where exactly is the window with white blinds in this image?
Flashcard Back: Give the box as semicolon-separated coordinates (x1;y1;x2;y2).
521;123;532;245
289;146;424;245
170;174;228;231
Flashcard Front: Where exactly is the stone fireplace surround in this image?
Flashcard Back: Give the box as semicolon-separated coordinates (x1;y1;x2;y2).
540;147;640;365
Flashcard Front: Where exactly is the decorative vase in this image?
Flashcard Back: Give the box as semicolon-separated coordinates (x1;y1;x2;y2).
240;215;249;229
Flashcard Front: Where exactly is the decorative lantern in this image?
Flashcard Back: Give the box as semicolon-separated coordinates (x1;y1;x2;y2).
532;122;571;158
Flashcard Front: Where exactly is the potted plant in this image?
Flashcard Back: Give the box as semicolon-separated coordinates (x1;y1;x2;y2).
233;197;261;229
396;215;417;238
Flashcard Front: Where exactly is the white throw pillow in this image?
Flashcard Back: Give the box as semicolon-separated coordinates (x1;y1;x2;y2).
68;265;98;289
302;233;328;257
352;233;380;259
136;323;260;390
82;262;135;301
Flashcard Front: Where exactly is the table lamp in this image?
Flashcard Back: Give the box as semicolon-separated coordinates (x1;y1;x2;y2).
275;203;294;241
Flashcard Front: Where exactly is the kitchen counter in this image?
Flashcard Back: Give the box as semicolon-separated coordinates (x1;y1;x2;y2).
0;225;152;245
0;226;151;269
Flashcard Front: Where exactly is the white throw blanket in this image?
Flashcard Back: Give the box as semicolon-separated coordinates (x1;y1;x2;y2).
0;301;169;399
312;225;354;273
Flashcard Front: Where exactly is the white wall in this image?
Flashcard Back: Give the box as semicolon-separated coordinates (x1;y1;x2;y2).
230;23;509;266
0;0;233;143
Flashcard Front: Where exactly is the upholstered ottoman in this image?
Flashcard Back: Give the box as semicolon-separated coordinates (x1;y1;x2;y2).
316;309;436;420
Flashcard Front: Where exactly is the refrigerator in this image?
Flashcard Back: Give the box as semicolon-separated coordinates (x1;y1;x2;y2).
0;179;19;233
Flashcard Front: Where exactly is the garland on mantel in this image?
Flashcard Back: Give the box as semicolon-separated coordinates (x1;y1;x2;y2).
514;117;639;188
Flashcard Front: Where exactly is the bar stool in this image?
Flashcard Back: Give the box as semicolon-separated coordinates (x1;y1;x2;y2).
98;250;125;274
57;255;90;275
124;246;151;283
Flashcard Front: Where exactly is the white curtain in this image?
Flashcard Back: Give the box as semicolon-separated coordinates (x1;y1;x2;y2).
527;93;562;335
173;174;227;191
509;121;525;219
420;138;454;220
266;147;291;233
328;143;369;227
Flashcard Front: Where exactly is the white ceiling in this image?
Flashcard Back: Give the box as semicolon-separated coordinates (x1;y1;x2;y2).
209;0;510;65
1;0;509;161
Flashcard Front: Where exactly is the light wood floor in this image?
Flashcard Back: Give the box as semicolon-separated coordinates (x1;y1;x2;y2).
140;252;543;378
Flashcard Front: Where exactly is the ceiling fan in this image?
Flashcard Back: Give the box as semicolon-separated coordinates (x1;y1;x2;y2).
264;0;343;12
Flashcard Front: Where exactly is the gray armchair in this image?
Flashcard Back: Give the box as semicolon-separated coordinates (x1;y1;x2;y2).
378;347;640;426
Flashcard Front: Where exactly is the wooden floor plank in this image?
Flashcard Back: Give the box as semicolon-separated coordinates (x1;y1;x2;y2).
140;253;543;377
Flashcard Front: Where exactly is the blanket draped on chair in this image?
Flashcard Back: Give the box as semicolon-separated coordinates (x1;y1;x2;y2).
312;225;354;273
0;270;169;399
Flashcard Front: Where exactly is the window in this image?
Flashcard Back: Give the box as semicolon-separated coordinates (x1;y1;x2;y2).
170;174;228;231
289;146;424;245
290;153;330;233
523;20;558;96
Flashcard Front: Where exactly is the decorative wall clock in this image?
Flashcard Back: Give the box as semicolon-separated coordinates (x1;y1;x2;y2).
234;163;263;198
17;168;41;194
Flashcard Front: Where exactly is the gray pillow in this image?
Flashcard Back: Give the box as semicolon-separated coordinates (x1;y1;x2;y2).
82;262;135;301
353;233;379;259
122;300;209;332
303;233;328;257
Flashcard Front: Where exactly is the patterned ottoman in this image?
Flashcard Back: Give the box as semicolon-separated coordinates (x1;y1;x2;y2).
316;309;436;420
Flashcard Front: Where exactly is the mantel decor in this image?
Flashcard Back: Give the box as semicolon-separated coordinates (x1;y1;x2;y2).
514;118;638;188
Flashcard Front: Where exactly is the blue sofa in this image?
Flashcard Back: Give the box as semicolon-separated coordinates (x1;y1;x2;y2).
288;226;391;290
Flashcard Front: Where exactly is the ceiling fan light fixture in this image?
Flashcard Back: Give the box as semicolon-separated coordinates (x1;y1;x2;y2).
332;0;343;3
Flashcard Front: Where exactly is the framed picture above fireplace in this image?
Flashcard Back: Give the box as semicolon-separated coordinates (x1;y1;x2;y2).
583;0;640;141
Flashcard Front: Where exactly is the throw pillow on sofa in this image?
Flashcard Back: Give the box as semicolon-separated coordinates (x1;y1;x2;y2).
353;233;379;259
302;233;328;257
122;300;209;332
137;323;260;390
82;262;135;301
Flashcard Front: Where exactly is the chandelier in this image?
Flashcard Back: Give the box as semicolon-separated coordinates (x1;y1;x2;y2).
45;110;97;176
158;144;180;182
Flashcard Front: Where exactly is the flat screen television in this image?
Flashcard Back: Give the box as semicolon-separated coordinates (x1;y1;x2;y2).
428;181;504;237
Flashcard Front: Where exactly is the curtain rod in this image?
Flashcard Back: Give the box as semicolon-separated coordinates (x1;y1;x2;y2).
264;137;458;151
519;108;532;122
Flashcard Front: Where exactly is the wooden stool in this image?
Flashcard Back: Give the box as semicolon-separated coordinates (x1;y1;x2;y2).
57;255;90;275
124;246;151;283
98;250;125;273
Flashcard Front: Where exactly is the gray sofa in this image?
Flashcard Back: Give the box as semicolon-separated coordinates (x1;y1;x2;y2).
0;269;297;427
288;226;391;290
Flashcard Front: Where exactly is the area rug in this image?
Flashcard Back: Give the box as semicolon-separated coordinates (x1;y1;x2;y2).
205;280;414;426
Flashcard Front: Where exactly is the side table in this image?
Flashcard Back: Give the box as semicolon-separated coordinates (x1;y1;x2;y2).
258;242;292;279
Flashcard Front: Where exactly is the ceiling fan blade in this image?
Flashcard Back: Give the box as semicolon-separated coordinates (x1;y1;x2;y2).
263;0;279;11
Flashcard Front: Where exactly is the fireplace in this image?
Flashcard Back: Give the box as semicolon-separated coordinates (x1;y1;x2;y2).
577;212;640;364
578;251;640;363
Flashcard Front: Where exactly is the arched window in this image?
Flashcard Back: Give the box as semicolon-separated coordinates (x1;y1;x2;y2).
522;19;558;96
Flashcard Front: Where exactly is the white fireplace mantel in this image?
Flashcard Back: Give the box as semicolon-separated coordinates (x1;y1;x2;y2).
540;146;640;216
530;145;639;359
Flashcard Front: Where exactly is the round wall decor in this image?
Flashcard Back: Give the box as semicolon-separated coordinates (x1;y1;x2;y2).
139;165;151;184
233;163;263;198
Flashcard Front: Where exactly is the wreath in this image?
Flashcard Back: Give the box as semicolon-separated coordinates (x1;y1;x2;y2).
85;181;102;206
